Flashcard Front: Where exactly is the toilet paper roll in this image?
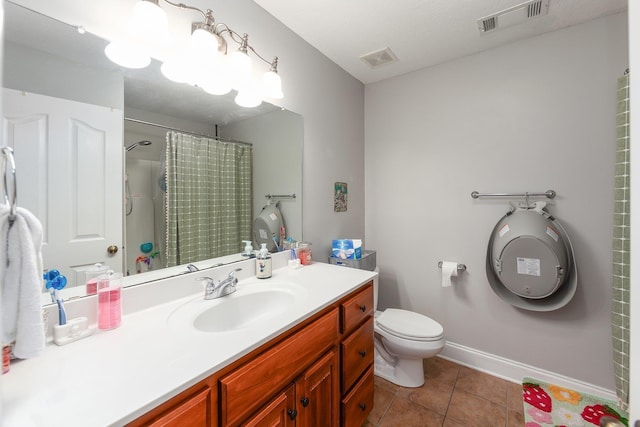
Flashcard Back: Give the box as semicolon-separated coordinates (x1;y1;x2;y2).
441;261;458;288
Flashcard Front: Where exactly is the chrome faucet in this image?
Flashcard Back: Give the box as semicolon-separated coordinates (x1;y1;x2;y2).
186;262;226;274
197;268;242;300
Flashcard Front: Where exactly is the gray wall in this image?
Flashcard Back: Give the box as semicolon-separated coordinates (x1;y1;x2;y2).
222;109;304;244
4;41;123;108
365;12;628;390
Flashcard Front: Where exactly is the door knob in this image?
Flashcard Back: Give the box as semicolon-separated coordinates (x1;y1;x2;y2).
107;245;118;255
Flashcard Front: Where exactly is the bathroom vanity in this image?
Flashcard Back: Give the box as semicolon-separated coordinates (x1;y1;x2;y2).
129;283;374;426
2;256;376;427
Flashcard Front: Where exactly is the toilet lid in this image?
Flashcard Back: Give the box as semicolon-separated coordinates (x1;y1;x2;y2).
376;308;444;341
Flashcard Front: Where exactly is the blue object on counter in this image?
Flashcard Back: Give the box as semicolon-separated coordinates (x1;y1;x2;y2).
140;242;153;253
43;270;68;326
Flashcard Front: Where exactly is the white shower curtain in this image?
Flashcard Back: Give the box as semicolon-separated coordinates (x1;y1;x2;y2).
165;131;252;267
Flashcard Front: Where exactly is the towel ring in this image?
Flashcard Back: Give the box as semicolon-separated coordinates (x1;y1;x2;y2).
1;147;17;220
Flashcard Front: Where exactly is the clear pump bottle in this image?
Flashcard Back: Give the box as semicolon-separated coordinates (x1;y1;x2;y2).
256;243;272;279
242;240;254;257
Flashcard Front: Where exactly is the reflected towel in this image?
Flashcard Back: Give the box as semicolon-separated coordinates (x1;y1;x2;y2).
0;205;45;358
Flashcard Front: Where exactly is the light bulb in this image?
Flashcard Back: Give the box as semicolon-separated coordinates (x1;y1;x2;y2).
235;87;262;108
129;0;168;41
104;40;151;69
197;54;231;95
161;59;190;84
187;28;221;63
229;50;252;89
262;70;283;99
202;76;232;96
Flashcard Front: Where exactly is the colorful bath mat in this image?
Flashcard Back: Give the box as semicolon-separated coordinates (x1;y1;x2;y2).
522;377;628;426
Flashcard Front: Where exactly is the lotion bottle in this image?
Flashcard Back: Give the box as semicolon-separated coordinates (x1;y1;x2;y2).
256;243;272;279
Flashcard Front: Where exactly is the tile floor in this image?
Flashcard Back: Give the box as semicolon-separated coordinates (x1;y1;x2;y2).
364;356;525;427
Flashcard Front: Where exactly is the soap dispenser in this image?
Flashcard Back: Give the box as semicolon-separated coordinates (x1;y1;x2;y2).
242;240;254;257
256;243;272;279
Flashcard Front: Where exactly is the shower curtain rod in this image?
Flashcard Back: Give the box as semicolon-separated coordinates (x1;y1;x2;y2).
124;117;253;147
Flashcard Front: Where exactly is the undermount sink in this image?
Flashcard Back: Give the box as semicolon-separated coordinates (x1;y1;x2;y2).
168;280;306;333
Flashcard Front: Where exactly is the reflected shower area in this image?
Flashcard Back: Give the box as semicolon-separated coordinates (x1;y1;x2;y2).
124;128;165;275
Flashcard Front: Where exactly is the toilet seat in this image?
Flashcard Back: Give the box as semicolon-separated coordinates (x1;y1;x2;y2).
376;308;444;342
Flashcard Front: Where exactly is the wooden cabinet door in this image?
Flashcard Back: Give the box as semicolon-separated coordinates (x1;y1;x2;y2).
241;384;296;427
295;349;339;427
220;309;338;426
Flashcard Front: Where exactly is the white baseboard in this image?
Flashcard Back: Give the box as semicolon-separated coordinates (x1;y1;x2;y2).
439;341;617;402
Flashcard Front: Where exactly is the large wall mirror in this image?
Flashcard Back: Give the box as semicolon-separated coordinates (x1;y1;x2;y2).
3;1;303;304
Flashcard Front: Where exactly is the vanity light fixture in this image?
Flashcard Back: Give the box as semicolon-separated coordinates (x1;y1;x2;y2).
104;0;168;69
104;0;284;107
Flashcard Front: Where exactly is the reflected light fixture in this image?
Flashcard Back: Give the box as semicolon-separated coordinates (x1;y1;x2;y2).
104;0;284;107
104;0;168;69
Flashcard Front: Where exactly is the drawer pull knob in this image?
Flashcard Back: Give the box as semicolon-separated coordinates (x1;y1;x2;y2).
359;305;366;312
359;403;367;411
358;350;367;357
300;397;310;407
287;409;297;420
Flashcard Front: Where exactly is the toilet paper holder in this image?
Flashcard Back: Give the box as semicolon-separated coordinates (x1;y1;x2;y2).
437;261;466;272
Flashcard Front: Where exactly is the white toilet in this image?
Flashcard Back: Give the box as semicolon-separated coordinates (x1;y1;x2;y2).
373;269;445;387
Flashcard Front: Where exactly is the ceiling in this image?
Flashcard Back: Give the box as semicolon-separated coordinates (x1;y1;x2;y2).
253;0;628;85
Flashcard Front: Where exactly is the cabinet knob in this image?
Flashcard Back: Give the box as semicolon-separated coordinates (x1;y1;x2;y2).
359;403;367;411
359;305;366;312
287;409;297;420
358;350;367;357
300;397;309;407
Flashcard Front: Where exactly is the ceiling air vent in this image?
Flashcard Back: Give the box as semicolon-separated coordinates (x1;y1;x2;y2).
481;16;496;33
360;47;398;69
477;0;549;34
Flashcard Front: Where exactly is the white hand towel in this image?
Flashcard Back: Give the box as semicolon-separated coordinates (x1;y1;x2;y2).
0;205;45;358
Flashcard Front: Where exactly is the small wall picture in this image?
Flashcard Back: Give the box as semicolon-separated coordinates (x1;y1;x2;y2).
334;182;347;212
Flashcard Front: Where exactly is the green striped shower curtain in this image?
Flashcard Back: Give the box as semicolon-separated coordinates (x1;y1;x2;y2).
612;71;630;409
165;131;252;267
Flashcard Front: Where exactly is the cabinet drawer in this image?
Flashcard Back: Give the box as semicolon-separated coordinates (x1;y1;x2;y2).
341;317;373;393
148;387;211;427
340;283;373;334
341;365;374;427
220;308;339;426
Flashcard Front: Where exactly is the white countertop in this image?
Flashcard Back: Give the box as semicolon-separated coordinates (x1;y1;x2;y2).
3;260;376;427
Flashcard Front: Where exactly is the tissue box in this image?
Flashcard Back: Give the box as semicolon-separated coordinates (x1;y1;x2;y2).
332;239;362;259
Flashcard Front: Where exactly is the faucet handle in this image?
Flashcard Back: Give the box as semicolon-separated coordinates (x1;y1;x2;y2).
227;268;242;280
196;277;218;299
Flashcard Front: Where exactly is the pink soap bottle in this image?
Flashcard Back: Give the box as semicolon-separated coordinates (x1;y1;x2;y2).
97;271;122;330
85;263;108;296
